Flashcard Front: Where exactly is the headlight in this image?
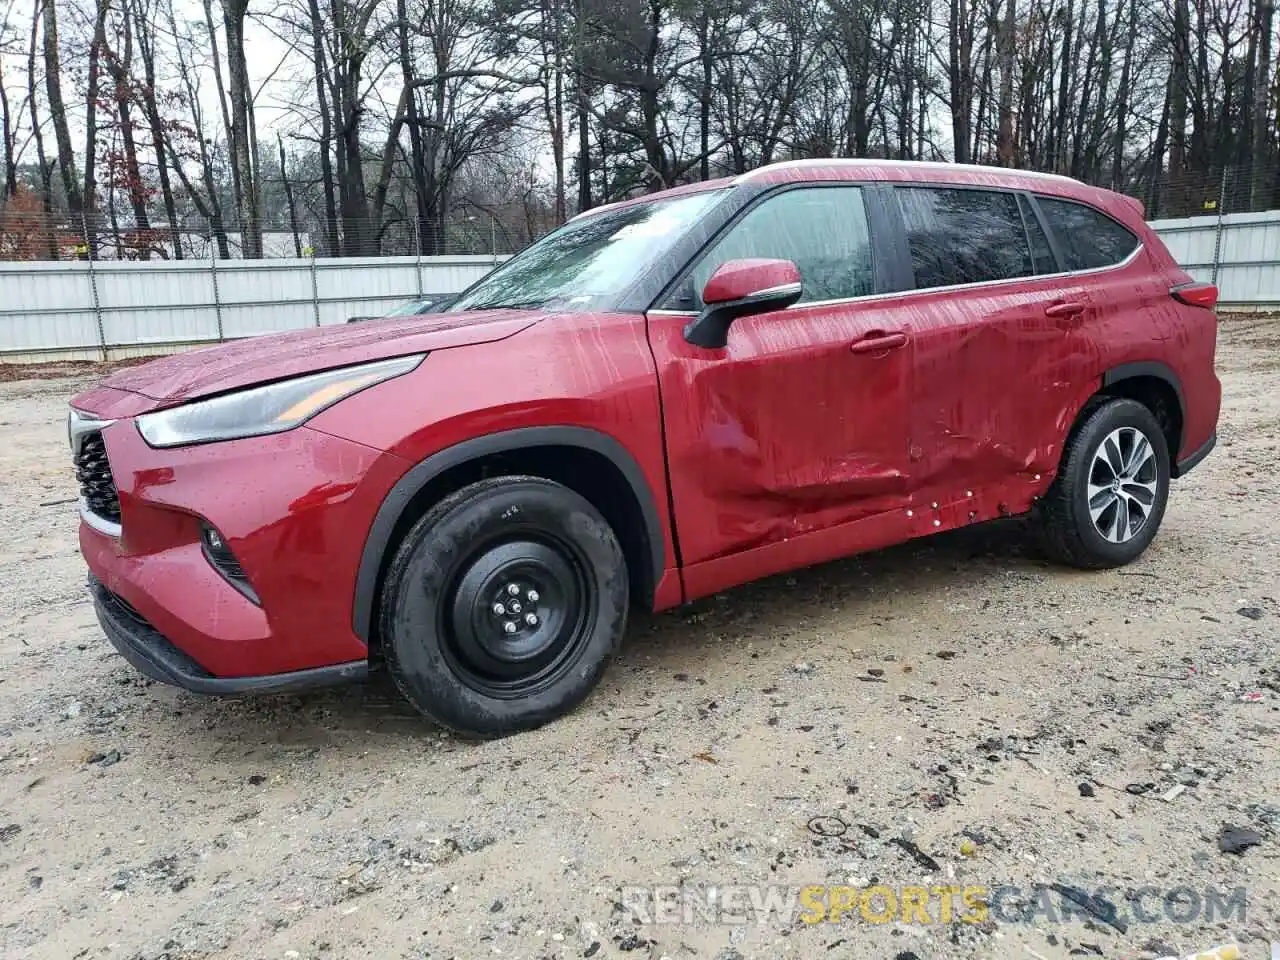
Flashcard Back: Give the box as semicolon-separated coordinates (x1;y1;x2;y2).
136;355;424;448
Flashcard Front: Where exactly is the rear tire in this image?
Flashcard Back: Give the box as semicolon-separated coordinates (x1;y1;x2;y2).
380;476;628;737
1036;398;1171;569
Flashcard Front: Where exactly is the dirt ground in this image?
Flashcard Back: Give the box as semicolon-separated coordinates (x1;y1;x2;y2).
0;317;1276;960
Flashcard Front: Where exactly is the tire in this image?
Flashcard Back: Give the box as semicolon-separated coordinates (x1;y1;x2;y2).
1036;397;1171;569
380;476;628;737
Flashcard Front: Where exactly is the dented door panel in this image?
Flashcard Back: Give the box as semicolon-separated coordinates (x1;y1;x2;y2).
647;302;911;569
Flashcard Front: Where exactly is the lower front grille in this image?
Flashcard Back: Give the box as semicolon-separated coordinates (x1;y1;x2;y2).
74;431;121;523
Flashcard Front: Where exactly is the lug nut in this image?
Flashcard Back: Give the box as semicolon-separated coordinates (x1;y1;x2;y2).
492;602;506;616
509;601;522;614
525;613;538;626
527;589;539;603
503;620;518;635
507;584;521;596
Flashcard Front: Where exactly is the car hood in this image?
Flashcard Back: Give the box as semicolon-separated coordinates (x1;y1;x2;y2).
87;310;541;403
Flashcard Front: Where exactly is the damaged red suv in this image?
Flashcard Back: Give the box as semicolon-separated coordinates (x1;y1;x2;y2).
71;159;1220;736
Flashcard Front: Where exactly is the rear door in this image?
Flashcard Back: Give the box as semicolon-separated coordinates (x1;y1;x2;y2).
645;184;913;595
886;185;1098;507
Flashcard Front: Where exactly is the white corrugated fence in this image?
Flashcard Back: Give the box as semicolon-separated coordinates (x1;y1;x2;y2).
0;255;507;363
1;210;1277;363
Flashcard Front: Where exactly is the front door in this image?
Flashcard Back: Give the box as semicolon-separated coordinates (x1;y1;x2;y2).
645;185;913;599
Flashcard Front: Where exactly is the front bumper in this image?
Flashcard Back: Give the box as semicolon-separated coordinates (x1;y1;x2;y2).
76;413;412;679
90;575;367;694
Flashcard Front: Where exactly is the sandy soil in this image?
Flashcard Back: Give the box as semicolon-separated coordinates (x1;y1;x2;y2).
0;317;1276;960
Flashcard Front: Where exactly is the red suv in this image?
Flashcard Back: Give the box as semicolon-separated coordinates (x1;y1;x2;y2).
71;160;1220;736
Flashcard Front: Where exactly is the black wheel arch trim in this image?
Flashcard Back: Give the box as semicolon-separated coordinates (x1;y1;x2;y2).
1100;361;1186;451
353;425;667;644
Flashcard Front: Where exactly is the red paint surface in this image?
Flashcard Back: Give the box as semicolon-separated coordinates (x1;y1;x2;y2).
702;258;801;303
72;160;1221;680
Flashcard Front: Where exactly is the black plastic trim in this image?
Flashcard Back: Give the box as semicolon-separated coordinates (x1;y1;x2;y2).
1173;430;1216;478
90;576;366;694
352;426;667;643
1101;360;1187;456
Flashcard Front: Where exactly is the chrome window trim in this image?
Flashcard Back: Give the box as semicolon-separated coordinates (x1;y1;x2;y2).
748;281;802;298
650;243;1143;318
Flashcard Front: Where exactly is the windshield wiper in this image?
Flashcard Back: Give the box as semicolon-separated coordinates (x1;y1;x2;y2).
460;299;549;312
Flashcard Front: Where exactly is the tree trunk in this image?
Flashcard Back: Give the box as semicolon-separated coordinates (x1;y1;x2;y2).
1251;0;1275;207
221;0;262;257
42;0;82;215
133;0;181;257
1168;0;1191;212
27;2;58;258
574;0;590;210
1111;0;1137;189
995;0;1016;165
948;0;973;164
105;14;154;251
82;0;110;246
307;0;339;255
0;57;15;198
278;134;303;257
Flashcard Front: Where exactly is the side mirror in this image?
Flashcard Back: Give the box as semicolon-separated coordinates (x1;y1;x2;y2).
683;258;803;349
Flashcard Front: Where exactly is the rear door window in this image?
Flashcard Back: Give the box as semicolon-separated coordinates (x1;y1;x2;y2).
895;187;1034;289
1035;197;1140;271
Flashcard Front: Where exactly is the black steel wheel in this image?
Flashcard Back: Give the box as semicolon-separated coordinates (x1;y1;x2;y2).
380;476;628;736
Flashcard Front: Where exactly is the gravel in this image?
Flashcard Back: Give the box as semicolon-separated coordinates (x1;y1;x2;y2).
0;316;1277;959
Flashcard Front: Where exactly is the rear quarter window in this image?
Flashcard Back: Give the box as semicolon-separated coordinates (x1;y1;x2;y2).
1036;196;1140;271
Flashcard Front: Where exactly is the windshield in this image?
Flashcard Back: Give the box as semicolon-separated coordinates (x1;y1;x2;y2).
449;190;725;312
388;298;432;316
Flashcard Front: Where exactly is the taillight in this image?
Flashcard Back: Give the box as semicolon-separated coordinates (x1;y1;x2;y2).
1171;282;1218;310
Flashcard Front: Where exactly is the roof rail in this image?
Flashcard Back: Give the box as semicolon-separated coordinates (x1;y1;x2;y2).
730;157;1080;186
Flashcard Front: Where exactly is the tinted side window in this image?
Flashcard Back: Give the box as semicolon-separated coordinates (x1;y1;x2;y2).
680;186;873;307
1036;197;1139;271
897;187;1033;288
1018;194;1057;274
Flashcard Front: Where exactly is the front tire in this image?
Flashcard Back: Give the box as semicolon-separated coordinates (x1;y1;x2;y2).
1036;398;1171;569
380;476;628;737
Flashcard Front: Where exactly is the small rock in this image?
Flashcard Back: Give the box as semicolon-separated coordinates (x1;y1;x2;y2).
1125;782;1153;795
1237;606;1265;620
867;668;885;677
490;899;504;912
0;823;21;842
792;662;814;675
1078;782;1096;798
1160;784;1186;803
28;875;42;889
845;779;859;795
170;876;192;892
87;750;121;767
248;774;267;785
64;700;82;719
1174;770;1200;786
1218;824;1263;855
935;651;957;660
715;950;745;960
583;944;601;958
